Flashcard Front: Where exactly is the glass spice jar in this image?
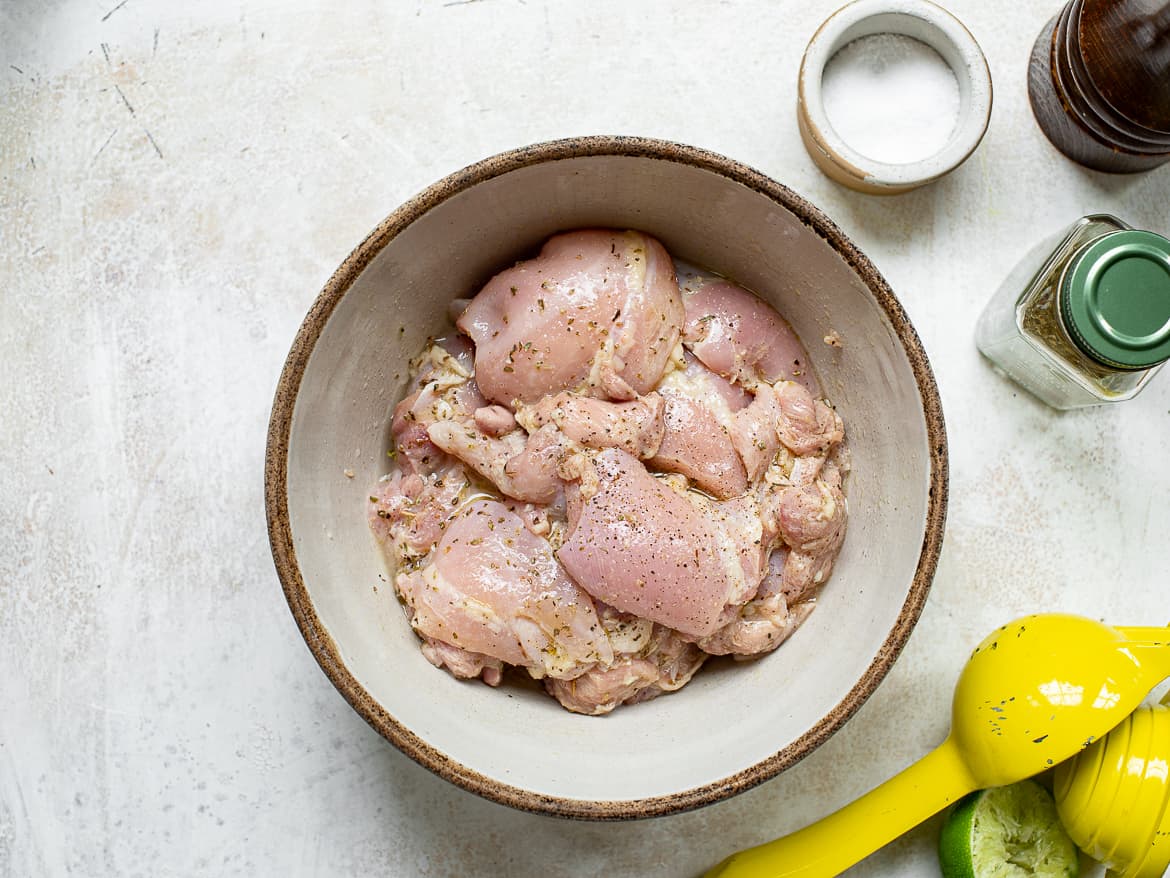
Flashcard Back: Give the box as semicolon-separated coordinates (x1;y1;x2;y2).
976;215;1170;409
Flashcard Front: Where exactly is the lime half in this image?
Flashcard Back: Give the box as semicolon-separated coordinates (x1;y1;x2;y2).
939;780;1080;878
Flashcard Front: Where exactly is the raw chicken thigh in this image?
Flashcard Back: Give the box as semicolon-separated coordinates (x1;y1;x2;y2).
369;229;849;715
683;279;820;393
650;352;751;499
396;499;613;680
458;230;684;405
557;448;762;639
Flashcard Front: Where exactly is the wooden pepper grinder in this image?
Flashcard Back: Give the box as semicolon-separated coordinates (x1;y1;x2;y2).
1028;0;1170;173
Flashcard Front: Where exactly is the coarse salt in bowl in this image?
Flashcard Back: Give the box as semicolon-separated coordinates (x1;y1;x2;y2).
265;136;948;818
798;0;993;194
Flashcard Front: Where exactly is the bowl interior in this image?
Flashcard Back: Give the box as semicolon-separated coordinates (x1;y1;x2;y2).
273;146;943;816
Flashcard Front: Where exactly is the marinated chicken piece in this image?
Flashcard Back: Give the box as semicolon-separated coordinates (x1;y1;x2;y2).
789;449;828;487
696;567;815;657
730;382;783;483
556;448;764;639
389;337;482;477
391;399;444;477
368;469;419;545
427;420;561;505
732;379;845;483
458;230;684;405
473;405;516;437
650;353;750;499
761;476;848;604
516;392;666;459
503;499;554;538
434;390;675;503
437;333;476;374
369;464;469;558
396;500;613;679
770;546;828;605
774;380;844;456
420;636;504;686
623;625;708;702
682;279;819;393
545;660;661;716
545;608;707;714
760;547;788;598
501;424;572;509
769;480;847;557
718;493;771;596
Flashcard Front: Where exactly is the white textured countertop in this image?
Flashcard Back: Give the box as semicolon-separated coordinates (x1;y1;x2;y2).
3;1;1169;875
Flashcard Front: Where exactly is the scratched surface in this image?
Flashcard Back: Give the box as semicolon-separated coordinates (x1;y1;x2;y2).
2;0;1169;875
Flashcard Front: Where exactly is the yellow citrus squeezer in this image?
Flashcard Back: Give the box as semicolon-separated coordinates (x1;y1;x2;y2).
1054;694;1170;878
705;614;1170;878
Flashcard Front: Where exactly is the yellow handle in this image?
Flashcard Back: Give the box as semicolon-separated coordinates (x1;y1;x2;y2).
1113;627;1170;682
705;737;978;878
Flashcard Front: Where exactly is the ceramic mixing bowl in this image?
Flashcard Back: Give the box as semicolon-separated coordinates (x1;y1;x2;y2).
265;136;948;819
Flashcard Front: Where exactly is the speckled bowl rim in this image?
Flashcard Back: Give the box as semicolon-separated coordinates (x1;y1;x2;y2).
264;134;949;821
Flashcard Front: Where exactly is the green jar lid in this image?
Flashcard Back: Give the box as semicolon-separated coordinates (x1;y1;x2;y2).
1061;229;1170;370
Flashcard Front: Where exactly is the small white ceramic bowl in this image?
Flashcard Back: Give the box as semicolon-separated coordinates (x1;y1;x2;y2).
266;136;948;819
798;0;993;194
